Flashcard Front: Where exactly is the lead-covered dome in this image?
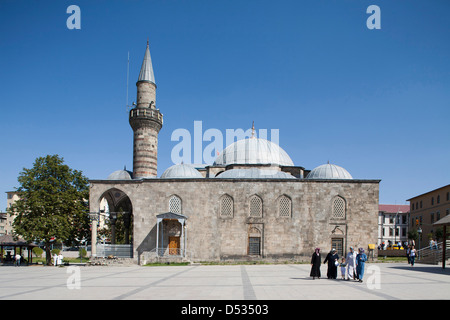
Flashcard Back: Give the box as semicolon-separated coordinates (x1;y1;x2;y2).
161;164;203;179
306;163;353;179
107;169;133;180
214;138;294;167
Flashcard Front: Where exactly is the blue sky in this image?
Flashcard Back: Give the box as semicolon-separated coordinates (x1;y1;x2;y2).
0;0;449;210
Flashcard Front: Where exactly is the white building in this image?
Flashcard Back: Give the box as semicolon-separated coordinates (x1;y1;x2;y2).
378;204;410;248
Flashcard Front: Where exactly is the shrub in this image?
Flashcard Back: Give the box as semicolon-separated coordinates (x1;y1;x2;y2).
32;247;43;258
79;248;87;258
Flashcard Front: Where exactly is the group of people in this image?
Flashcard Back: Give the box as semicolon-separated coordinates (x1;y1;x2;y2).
52;252;64;266
429;239;438;250
310;247;368;282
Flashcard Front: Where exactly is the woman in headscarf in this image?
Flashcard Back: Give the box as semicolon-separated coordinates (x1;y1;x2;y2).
324;248;339;279
310;248;321;280
356;248;368;283
345;246;357;280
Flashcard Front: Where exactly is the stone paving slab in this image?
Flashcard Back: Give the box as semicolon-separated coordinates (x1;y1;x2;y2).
1;262;449;301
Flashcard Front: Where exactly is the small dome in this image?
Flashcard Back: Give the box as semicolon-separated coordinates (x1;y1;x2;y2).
214;137;294;167
107;169;133;180
306;163;353;179
161;164;203;179
216;168;295;179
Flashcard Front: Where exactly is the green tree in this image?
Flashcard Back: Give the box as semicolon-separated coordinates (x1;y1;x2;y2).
434;227;444;242
408;229;419;243
8;155;89;265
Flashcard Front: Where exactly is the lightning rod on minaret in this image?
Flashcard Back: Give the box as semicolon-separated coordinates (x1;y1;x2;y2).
126;51;130;111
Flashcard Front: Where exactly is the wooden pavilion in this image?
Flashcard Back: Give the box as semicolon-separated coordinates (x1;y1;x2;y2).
0;234;37;265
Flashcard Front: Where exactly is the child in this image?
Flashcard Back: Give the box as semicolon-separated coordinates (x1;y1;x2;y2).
339;258;347;279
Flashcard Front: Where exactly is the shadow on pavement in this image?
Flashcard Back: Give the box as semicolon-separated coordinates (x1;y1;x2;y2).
390;264;450;275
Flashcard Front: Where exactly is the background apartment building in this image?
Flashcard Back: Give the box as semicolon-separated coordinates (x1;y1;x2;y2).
378;204;410;248
407;184;450;249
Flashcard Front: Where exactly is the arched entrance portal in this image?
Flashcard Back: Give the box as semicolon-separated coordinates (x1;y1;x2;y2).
96;188;134;258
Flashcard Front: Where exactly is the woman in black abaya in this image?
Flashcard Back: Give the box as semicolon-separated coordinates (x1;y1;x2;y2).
310;248;321;280
324;248;339;279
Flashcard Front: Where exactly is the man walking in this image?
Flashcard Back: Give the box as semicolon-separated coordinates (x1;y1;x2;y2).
14;253;21;267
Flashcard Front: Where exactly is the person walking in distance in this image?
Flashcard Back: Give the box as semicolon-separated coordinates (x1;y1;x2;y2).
310;248;321;280
356;248;368;283
324;248;339;279
345;247;357;280
57;252;64;266
409;245;417;267
339;258;347;280
14;253;21;267
406;245;411;264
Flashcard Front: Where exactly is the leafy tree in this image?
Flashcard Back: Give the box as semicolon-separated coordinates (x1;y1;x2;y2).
408;229;419;242
8;155;89;265
434;227;444;242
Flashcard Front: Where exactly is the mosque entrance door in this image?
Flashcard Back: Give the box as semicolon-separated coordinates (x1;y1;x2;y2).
156;212;187;257
169;236;180;255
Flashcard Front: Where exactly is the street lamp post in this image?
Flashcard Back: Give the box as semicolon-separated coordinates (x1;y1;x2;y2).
394;212;399;246
418;227;422;259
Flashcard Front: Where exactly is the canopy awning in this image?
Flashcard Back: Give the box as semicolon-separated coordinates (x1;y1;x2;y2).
0;234;37;247
433;214;450;226
156;212;188;221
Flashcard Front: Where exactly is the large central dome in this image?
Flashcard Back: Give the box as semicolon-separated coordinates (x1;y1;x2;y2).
213;137;294;167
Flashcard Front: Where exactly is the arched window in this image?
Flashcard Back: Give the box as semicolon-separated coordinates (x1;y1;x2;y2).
249;195;263;217
278;195;292;218
220;194;234;218
332;196;346;219
169;195;182;214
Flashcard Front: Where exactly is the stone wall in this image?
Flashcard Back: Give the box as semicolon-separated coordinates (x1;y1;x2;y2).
89;178;379;264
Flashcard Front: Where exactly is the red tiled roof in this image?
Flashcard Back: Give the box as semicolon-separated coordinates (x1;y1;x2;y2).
379;204;410;213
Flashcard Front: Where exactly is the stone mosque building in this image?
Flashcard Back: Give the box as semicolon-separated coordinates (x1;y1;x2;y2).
88;42;380;264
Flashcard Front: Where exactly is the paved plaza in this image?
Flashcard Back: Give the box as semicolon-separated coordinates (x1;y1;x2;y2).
1;262;449;300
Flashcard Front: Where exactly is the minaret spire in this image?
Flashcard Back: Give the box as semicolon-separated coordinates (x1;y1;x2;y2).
138;40;156;85
129;41;163;179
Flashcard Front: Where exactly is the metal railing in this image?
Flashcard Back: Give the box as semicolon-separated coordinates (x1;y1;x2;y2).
417;241;450;263
129;108;163;123
96;244;133;258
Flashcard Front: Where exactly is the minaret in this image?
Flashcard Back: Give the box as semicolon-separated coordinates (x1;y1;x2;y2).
129;41;163;179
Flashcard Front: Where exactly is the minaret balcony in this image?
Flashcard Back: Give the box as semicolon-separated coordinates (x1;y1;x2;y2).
129;107;163;131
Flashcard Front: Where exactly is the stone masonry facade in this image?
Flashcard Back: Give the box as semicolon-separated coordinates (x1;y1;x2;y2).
89;178;379;264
